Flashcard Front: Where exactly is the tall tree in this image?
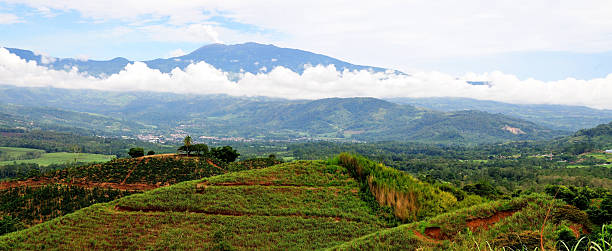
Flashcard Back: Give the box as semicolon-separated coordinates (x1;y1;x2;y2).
183;135;192;156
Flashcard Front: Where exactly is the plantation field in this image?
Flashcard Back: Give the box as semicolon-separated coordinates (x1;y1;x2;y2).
0;160;392;250
0;149;114;167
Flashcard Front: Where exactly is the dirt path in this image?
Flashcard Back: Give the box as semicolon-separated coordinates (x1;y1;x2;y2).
121;158;144;185
206;159;222;170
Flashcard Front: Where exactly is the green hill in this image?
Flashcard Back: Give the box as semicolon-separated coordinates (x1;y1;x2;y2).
0;155;280;236
0;86;567;144
0;156;459;249
330;194;589;250
0;154;605;250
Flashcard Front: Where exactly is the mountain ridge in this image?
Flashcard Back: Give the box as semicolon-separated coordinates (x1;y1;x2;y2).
4;42;398;76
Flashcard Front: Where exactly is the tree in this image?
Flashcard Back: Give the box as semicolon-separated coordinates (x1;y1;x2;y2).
211;146;240;163
147;150;155;155
183;136;192;156
192;144;209;156
128;147;144;158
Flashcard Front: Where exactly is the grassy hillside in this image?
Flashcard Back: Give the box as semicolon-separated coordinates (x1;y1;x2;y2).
0;160;392;250
0;154;606;250
0;155;280;236
330;194;594;250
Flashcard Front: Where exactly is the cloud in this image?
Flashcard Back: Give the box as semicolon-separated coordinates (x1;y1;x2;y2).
0;13;22;24
74;54;89;61
140;24;222;43
167;49;186;58
1;47;612;109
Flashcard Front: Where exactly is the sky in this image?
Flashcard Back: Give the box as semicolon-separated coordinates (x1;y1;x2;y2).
0;1;612;108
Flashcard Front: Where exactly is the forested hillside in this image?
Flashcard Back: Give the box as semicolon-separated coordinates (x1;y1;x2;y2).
0;86;567;144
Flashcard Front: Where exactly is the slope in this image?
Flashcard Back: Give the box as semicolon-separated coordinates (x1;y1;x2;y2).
389;97;612;131
0;155;280;236
0;160;393;250
331;194;591;250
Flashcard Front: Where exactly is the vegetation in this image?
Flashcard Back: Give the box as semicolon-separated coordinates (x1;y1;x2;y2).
0;160;391;250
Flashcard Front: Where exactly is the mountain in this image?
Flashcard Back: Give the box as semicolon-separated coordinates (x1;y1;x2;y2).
0;85;567;144
4;42;397;76
388;97;612;131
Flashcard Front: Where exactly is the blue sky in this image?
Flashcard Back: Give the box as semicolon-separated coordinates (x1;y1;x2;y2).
1;1;612;81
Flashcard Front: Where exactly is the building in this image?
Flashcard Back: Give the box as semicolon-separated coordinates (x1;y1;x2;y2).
606;150;612;154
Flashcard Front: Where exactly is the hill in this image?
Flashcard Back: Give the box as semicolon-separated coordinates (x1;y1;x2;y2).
0;154;462;249
0;86;567;144
331;194;589;250
0;154;281;235
4;42;396;76
0;154;603;250
389;97;612;131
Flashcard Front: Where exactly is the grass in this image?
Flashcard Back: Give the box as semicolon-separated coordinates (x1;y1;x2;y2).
0;160;392;250
329;194;588;250
0;152;114;166
0;147;45;159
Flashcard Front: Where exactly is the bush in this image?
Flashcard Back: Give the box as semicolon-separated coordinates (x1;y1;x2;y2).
211;146;240;163
128;148;144;158
147;150;155;155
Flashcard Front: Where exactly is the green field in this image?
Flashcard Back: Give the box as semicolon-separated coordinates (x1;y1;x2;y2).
0;147;114;166
0;147;45;160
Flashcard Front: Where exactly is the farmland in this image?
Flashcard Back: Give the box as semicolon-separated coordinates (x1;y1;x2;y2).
0;147;114;167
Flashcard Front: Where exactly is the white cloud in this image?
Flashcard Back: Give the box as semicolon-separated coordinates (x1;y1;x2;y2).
167;49;186;58
140;24;222;43
0;13;22;24
74;54;89;61
1;47;612;109
6;0;612;71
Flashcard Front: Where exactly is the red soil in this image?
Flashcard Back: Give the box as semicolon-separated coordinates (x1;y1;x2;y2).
424;227;443;240
420;210;517;241
413;230;441;244
466;210;517;232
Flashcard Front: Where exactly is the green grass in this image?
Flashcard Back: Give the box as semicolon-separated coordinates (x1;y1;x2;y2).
330;194;587;250
0;160;392;250
0;152;114;166
0;147;45;157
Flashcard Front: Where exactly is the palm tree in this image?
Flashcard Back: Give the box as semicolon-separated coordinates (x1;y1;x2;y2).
183;135;192;156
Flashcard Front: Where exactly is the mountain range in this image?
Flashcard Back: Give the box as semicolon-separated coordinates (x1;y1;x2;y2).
0;85;565;144
5;42;396;76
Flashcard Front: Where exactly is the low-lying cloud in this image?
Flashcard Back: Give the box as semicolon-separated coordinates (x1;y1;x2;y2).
1;47;611;109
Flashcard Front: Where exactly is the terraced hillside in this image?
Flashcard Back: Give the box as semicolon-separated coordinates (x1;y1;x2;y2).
0;155;281;236
0;161;394;250
0;156;599;250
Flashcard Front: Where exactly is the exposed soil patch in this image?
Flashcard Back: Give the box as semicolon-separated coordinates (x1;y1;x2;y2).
569;224;587;238
206;159;222;170
466;210;517;232
413;230;441;244
424;227;443;241
421;210;517;241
